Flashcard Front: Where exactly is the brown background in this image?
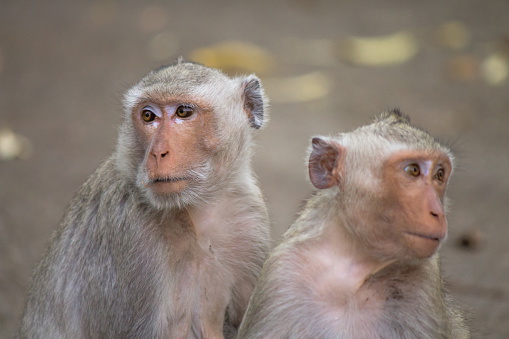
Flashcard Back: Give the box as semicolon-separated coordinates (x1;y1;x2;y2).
1;1;508;338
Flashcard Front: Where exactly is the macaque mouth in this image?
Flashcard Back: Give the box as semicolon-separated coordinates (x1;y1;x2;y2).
405;232;443;242
150;176;191;184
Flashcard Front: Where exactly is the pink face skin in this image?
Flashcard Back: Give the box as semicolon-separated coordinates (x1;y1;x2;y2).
378;149;452;259
133;99;218;196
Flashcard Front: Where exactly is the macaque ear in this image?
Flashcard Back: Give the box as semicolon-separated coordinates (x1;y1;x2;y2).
309;137;344;189
241;75;266;129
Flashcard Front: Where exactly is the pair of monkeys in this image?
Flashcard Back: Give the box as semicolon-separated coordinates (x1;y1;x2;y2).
18;62;469;338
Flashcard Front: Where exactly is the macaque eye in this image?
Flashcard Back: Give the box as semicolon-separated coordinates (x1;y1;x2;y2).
404;164;420;177
141;109;157;123
175;105;194;118
434;168;445;182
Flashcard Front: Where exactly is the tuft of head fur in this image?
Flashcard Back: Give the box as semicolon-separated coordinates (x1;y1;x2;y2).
122;60;230;114
367;108;451;156
335;109;454;173
371;108;411;124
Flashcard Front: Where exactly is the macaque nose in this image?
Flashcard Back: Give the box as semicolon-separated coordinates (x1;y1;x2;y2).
150;149;169;160
429;205;445;224
149;149;170;167
425;187;445;223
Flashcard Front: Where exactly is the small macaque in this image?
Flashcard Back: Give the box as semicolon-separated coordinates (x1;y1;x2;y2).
19;61;270;339
238;110;469;339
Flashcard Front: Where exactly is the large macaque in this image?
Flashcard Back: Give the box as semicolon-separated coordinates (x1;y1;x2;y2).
19;61;270;339
238;110;469;339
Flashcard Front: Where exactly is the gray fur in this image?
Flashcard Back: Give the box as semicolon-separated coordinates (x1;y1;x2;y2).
19;62;270;339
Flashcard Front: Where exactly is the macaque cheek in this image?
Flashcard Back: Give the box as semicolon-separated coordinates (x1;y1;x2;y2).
348;202;398;255
197;121;221;154
365;200;412;257
374;217;407;257
197;119;219;147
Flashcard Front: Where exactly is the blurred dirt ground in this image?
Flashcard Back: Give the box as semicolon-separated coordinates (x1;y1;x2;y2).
1;0;508;338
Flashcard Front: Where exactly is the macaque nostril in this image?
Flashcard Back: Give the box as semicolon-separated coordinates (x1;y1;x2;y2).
160;151;169;158
431;211;439;218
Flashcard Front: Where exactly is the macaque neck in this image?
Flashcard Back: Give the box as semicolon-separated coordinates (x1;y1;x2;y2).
314;216;396;292
185;192;245;246
187;200;223;231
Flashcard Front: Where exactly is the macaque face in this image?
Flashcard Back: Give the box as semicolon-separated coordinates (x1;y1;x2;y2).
132;99;219;197
377;149;452;259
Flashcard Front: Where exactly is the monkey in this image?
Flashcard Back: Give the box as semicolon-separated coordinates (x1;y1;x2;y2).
18;61;271;339
237;110;469;339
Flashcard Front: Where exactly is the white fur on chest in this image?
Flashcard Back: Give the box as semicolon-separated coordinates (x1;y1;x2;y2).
155;204;237;338
307;246;444;339
154;197;259;338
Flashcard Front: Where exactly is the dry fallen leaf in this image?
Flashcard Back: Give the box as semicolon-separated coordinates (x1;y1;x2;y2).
0;128;33;161
338;31;418;67
446;55;479;82
481;53;509;86
189;41;275;76
457;229;483;251
435;21;470;50
263;71;332;103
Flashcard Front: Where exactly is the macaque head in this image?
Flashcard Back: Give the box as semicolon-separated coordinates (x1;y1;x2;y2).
309;110;453;262
116;61;268;209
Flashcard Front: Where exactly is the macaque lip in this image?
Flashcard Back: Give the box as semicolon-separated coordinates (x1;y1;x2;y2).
147;177;191;193
404;231;443;242
149;176;190;184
